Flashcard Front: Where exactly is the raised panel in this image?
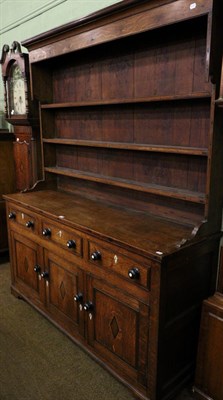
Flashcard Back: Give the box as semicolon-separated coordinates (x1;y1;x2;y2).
95;290;138;367
14;233;38;289
44;251;84;337
87;276;149;388
11;231;44;303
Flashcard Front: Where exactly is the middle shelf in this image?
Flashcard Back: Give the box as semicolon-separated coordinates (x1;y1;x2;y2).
40;92;211;109
42;138;208;156
44;166;206;204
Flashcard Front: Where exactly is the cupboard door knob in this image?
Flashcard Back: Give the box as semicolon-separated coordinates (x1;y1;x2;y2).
41;271;49;279
74;293;83;302
128;268;140;279
9;212;16;219
91;251;101;261
83;301;94;312
42;228;51;237
26;220;34;228
67;240;76;249
34;264;41;274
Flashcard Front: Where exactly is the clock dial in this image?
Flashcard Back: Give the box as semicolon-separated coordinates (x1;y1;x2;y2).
13;78;26;114
10;64;26;115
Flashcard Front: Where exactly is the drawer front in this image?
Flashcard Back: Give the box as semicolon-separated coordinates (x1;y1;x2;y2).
42;220;83;257
8;205;39;235
88;240;150;289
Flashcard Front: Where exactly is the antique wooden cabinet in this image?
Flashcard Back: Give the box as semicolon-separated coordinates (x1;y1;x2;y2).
193;245;223;400
193;292;223;400
3;1;223;399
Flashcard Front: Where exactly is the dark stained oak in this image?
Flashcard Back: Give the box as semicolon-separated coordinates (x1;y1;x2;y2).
4;191;221;400
40;93;211;108
3;190;196;257
42;139;208;156
194;293;223;400
4;1;223;399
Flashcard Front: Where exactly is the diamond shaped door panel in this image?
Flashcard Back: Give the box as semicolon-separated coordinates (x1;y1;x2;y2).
87;276;149;388
11;231;44;304
95;290;137;367
44;250;84;337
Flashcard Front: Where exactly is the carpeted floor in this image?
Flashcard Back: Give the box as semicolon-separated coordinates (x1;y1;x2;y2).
0;262;195;400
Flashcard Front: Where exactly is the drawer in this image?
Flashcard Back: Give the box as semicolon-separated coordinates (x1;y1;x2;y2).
42;219;83;257
88;240;150;289
8;205;39;234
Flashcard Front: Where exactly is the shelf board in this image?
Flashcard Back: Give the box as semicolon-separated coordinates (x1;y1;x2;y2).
41;92;211;109
44;166;206;204
42;138;208;156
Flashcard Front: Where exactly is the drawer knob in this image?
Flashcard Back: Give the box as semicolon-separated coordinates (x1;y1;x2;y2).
74;293;83;302
128;268;140;279
91;251;101;261
42;228;51;237
83;301;94;312
67;240;76;249
41;271;49;279
8;212;16;220
26;220;34;228
34;264;41;274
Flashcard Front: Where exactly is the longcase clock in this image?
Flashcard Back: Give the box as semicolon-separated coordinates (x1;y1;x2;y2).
0;41;39;191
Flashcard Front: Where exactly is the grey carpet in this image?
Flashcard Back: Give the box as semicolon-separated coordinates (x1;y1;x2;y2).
0;262;194;400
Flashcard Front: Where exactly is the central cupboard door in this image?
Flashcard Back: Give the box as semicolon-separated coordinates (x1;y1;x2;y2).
86;276;150;388
44;250;85;338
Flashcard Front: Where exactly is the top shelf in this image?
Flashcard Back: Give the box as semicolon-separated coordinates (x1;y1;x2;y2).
40;92;211;109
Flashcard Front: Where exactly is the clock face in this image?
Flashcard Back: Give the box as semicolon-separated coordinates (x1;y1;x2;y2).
9;64;26;115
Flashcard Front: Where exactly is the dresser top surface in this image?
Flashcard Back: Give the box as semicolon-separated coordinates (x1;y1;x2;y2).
4;190;198;258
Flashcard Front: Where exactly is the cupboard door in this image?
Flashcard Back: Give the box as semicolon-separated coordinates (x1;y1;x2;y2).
86;276;149;388
44;250;84;337
11;231;44;304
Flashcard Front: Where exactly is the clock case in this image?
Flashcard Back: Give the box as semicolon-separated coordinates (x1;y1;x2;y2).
0;42;40;191
0;41;36;126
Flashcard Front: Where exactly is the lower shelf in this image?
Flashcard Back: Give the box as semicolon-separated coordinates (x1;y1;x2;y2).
44;166;206;204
